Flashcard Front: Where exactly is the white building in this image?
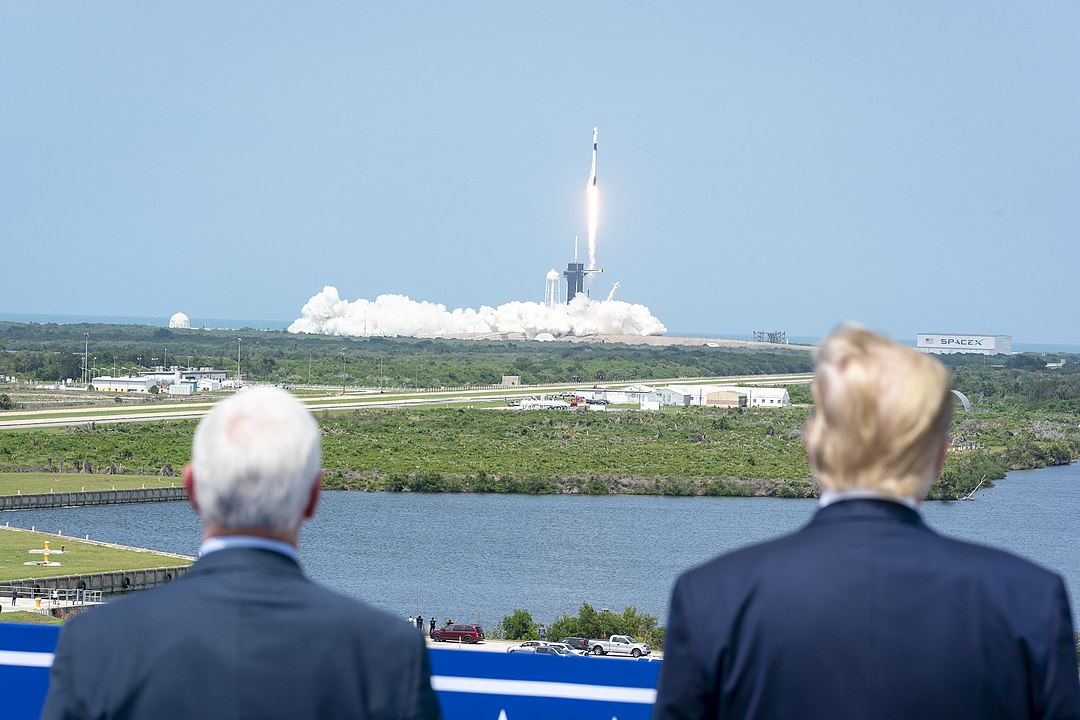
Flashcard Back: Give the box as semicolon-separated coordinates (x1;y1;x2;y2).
167;381;197;396
659;384;791;409
91;376;156;393
589;385;656;405
197;378;223;391
916;334;1011;356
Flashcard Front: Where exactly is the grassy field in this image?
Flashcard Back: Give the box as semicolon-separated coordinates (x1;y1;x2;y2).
0;473;179;496
0;610;63;625
0;527;191;583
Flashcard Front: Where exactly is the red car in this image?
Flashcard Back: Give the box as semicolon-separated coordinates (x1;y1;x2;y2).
431;623;484;644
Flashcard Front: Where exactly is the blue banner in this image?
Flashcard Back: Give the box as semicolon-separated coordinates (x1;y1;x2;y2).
0;624;659;719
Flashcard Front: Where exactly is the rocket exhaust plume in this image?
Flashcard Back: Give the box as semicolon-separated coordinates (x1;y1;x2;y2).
586;127;599;274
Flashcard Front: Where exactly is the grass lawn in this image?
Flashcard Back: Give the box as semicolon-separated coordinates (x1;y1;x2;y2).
0;473;180;497
0;610;63;625
0;527;191;583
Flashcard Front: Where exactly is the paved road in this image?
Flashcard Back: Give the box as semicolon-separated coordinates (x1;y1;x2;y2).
0;374;813;430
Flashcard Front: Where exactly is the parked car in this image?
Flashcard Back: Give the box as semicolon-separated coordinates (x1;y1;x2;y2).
546;642;585;656
560;637;591;653
589;635;651;657
431;623;484;643
506;640;549;653
508;644;567;656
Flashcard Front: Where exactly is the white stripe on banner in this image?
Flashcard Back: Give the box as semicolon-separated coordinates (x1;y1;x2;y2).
0;650;55;668
431;675;656;705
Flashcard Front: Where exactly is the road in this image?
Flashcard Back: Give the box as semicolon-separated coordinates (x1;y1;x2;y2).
0;374;812;430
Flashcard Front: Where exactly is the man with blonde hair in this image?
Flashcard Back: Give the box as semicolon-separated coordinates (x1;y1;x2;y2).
654;324;1078;719
43;387;442;719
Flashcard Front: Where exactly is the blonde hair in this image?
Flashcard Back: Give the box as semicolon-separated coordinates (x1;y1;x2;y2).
803;324;953;499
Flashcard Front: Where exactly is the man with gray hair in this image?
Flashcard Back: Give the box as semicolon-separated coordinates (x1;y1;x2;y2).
43;387;442;719
654;325;1078;719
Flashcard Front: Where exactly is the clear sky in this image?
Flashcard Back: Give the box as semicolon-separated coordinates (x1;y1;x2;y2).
2;3;1078;343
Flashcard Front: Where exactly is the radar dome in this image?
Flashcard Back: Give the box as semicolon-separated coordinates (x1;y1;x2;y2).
169;312;191;329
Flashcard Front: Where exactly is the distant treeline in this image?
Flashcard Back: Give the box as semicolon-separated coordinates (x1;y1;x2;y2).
0;321;812;387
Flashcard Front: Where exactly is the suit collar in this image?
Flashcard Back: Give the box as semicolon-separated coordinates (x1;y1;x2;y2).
188;546;305;578
809;497;926;528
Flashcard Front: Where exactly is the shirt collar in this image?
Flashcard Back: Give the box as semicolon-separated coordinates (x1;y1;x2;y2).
199;535;299;562
819;488;919;511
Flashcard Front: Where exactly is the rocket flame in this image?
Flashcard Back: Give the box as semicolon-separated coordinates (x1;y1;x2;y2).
586;183;598;272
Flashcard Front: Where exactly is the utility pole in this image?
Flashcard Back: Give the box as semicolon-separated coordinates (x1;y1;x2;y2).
340;347;347;395
236;338;242;385
83;333;90;385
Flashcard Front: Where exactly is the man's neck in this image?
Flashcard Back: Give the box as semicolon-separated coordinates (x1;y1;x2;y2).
202;524;299;547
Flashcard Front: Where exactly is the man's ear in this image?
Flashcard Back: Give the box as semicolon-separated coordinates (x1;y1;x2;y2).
934;437;949;478
303;471;322;519
182;464;200;514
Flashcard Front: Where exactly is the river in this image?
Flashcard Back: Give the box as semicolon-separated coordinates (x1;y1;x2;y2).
4;463;1078;628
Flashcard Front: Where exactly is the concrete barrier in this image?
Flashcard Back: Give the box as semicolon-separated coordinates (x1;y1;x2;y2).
3;566;190;598
0;487;186;510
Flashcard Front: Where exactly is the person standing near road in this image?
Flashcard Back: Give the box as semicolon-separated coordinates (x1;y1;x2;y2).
42;387;441;720
429;618;436;637
653;325;1079;720
537;624;546;641
416;614;424;632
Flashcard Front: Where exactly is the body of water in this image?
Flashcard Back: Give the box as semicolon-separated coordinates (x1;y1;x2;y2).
4;464;1078;628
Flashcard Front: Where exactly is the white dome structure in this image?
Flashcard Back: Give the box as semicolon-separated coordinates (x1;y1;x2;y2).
169;312;191;329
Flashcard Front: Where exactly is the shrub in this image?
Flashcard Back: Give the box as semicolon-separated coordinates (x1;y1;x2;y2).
500;609;538;641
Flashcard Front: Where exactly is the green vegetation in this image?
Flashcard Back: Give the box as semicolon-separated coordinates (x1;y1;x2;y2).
0;473;178;495
547;602;665;650
0;528;191;582
492;609;540;641
1;320;1079;502
0;392;1077;499
0;611;63;625
0;321;812;388
492;603;665;649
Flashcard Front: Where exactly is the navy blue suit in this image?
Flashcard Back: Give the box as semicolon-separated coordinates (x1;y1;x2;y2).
42;547;441;719
654;499;1079;719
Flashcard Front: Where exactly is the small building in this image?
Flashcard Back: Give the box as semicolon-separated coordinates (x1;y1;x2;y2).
741;387;790;408
179;367;228;382
167;381;197;396
591;385;656;405
706;390;747;408
197;378;222;391
501;376;522;387
639;398;662;411
658;387;693;407
91;376;156;393
663;384;791;408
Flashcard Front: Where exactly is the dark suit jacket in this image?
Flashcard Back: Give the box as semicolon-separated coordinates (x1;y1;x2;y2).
42;547;442;719
653;499;1079;720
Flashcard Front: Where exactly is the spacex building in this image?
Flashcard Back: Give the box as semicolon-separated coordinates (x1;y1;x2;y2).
916;333;1012;356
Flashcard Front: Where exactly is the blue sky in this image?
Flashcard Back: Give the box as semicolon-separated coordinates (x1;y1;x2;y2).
2;3;1078;343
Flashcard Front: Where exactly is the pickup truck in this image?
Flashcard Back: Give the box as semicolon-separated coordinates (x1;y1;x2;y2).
588;635;651;658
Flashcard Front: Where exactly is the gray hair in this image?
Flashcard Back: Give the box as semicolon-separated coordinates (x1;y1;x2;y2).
191;387;321;533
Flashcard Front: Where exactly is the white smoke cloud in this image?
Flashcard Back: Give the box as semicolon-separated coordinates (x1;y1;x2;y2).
288;286;667;338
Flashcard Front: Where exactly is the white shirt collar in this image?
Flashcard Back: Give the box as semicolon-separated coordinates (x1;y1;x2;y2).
819;488;919;511
199;535;299;562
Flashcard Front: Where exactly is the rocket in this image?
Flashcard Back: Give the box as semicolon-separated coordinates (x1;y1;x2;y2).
587;126;598;188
